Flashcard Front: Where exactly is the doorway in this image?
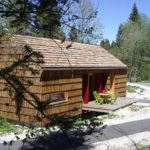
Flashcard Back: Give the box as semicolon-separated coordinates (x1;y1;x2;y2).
82;73;108;104
89;74;94;101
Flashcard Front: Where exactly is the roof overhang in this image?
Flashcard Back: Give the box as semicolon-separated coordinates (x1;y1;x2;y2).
42;66;127;71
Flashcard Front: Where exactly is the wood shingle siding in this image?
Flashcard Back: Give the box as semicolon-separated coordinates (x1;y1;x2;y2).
0;35;127;124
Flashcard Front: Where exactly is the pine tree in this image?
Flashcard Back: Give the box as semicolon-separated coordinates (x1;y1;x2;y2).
0;0;68;39
129;3;140;22
116;24;123;46
69;26;78;41
111;41;117;48
100;39;110;50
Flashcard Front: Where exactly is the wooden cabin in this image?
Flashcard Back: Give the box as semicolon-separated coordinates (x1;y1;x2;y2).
0;35;127;124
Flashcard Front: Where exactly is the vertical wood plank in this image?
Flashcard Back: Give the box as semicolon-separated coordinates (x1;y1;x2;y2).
110;73;115;95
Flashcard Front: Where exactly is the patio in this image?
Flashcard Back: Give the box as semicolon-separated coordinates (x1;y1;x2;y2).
82;97;139;113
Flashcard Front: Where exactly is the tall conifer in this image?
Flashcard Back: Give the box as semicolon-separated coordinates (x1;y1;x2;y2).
129;3;140;22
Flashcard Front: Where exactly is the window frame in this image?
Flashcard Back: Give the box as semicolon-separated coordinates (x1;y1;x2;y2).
45;92;68;106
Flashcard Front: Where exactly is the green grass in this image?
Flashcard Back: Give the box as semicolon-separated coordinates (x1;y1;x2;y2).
129;105;144;112
0;117;17;134
127;85;144;93
127;85;139;93
141;80;150;83
99;113;119;122
140;145;150;150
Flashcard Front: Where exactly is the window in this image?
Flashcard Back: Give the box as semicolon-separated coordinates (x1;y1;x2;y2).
45;92;68;105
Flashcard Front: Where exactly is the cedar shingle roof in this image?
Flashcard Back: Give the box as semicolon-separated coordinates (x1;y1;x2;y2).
11;35;126;70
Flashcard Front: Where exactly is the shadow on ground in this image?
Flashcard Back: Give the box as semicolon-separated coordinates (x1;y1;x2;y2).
22;118;150;149
1;115;150;150
22;131;85;150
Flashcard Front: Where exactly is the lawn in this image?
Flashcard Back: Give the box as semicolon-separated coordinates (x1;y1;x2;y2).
0;117;17;134
127;85;144;93
140;145;150;150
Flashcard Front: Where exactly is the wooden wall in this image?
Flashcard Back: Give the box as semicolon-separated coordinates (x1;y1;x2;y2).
41;69;127;122
0;40;42;124
105;69;127;96
41;70;83;121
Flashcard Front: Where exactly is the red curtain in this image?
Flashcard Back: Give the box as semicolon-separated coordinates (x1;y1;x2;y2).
82;73;108;103
82;74;88;104
94;73;107;93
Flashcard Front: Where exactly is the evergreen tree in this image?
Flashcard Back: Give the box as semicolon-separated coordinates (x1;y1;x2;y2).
0;18;7;37
129;3;140;22
111;15;150;82
0;0;70;39
69;26;78;41
116;24;123;46
100;39;110;50
111;41;117;48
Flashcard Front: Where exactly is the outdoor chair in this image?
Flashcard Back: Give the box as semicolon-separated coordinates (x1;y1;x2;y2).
106;91;118;104
93;91;117;105
93;91;103;104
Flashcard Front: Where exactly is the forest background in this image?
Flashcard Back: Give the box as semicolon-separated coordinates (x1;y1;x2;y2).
0;0;150;82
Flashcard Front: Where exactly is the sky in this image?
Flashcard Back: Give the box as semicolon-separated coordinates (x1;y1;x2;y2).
92;0;150;43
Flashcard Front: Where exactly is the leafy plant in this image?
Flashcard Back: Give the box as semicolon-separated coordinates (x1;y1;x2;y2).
0;117;17;134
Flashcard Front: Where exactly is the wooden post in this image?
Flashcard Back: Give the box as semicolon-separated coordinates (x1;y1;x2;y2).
110;73;115;95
